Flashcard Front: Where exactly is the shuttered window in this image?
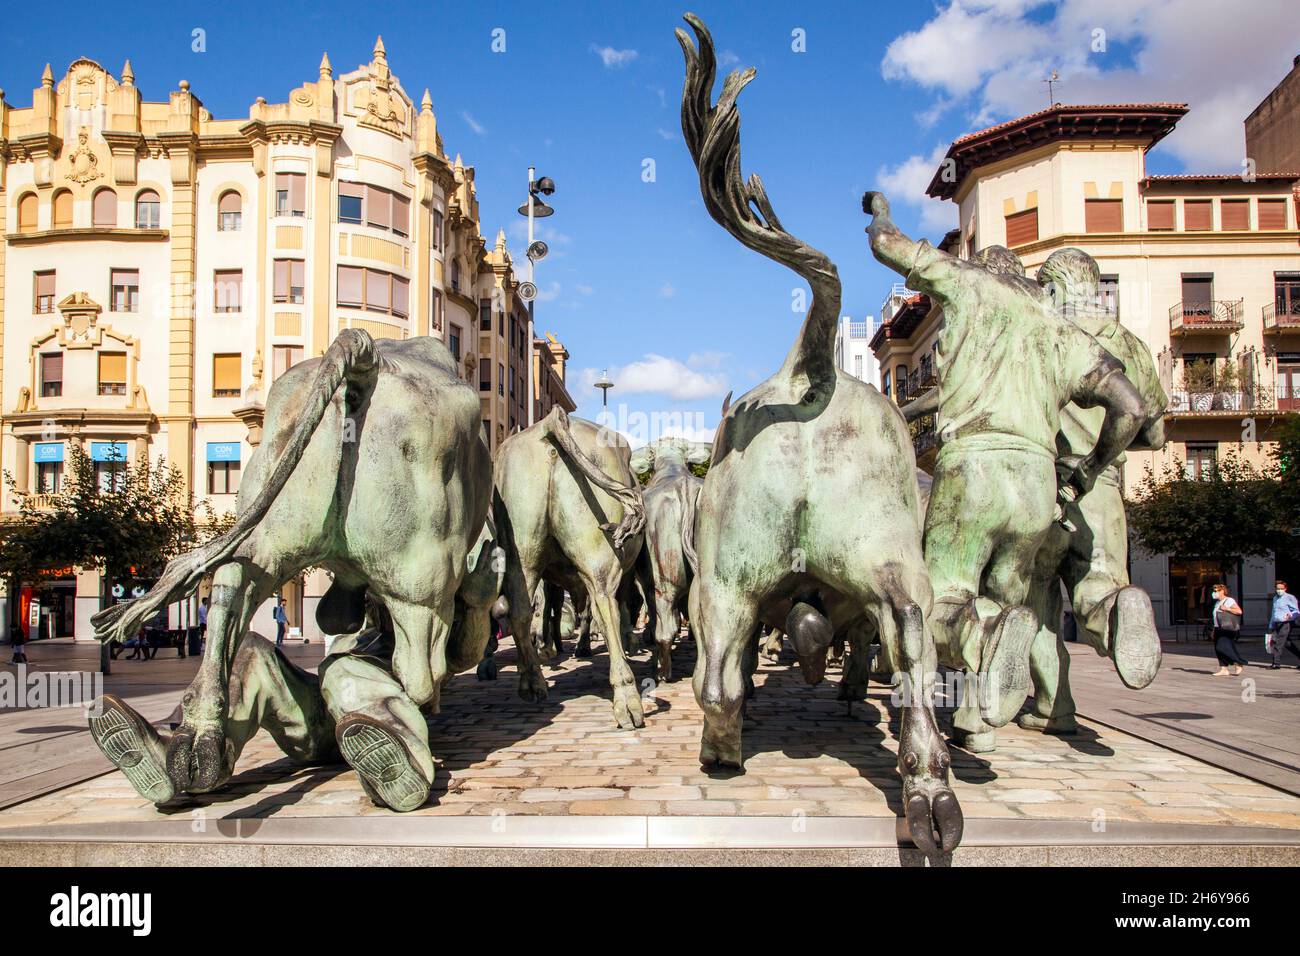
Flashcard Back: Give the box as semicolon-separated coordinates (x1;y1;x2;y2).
338;182;364;224
365;270;391;313
391;193;410;237
18;193;38;233
275;173;306;217
1005;208;1038;247
432;209;444;251
53;190;73;229
40;352;63;397
392;276;409;317
98;352;127;395
135;190;161;229
1084;199;1123;233
92;189;117;227
1221;199;1249;231
338;266;364;307
1147;200;1175;230
365;185;391;230
1184;200;1212;231
111;269;139;313
274;260;305;303
35;271;56;314
272;345;303;379
213;354;242;397
218;190;242;231
1259;199;1288;230
214;270;243;312
432;288;443;331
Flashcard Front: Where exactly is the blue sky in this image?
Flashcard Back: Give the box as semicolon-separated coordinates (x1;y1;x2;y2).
4;0;1294;442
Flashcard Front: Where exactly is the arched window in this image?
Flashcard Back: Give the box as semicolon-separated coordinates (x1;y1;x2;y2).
92;188;117;228
17;193;38;233
135;189;160;229
52;190;73;229
218;190;242;231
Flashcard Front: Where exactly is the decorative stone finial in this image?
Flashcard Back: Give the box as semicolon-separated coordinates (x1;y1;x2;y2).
454;153;463;169
41;64;54;88
421;89;433;113
179;79;190;92
495;229;507;252
319;52;332;79
373;36;387;61
121;60;134;87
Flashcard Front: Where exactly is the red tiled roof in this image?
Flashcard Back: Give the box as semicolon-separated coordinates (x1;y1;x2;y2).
927;103;1189;200
1143;173;1299;182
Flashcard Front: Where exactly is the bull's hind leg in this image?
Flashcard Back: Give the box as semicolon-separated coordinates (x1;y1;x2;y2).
586;580;645;729
690;579;759;769
652;587;679;682
168;559;277;793
503;561;548;702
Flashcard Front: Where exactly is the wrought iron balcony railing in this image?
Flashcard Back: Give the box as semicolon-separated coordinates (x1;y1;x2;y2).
1168;299;1244;334
1263;301;1300;333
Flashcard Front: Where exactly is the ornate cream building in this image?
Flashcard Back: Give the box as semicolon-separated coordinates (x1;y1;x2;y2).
871;102;1300;631
0;41;573;641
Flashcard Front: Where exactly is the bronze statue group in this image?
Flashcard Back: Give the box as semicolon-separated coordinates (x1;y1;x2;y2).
84;15;1168;856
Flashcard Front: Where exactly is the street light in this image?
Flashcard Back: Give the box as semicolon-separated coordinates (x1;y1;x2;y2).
594;368;614;407
518;167;556;427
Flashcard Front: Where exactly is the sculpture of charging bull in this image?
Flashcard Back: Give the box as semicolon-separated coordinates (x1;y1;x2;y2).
629;437;710;680
676;14;961;853
492;407;648;728
88;330;502;811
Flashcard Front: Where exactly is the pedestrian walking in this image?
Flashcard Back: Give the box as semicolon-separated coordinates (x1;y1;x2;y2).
274;598;288;647
1210;582;1247;676
198;597;210;636
9;626;27;665
1267;579;1300;670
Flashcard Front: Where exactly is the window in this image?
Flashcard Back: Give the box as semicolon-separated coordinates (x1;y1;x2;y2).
1005;207;1038;246
366;186;391;231
36;461;63;494
451;261;461;294
479;363;491;391
391;193;410;237
339;182;364;224
53;190;73;229
449;325;462;361
96;461;126;493
111;269;139;313
509;366;516;397
1276;272;1300;319
208;461;241;495
40;352;63;397
432;209;444;251
97;352;127;396
1084;199;1122;233
273;259;305;303
1180;275;1213;316
479;298;492;331
1221;199;1249;231
18;193;38;233
338;266;407;317
883;370;891;397
498;362;505;396
213;353;242;398
135;189;160;229
275;172;306;217
218;190;242;231
214;270;243;313
34;271;55;314
1099;274;1120;316
1147;200;1175;230
1259;199;1288;230
1183;199;1212;231
1186;442;1218;480
92;188;117;227
272;345;303;380
431;288;443;331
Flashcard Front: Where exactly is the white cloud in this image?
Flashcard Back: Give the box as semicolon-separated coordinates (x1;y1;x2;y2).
656;127;677;141
576;283;595;295
658;281;677;298
881;0;1297;171
461;111;487;136
582;354;728;401
534;282;561;302
592;45;639;69
718;50;741;67
687;351;727;369
875;145;958;234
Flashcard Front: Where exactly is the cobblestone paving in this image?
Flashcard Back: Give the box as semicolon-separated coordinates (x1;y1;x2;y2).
4;637;1299;831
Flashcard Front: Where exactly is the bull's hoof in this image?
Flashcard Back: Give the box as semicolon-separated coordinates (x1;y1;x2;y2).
1017;712;1079;734
612;685;645;730
87;695;174;805
517;666;548;703
574;638;593;659
951;728;997;753
476;657;498;681
336;716;430;813
905;789;963;855
699;734;743;772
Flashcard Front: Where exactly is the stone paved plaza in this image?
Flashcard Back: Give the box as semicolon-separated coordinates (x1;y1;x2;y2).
3;635;1298;837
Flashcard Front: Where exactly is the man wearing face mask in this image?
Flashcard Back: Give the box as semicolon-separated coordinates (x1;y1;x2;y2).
1267;580;1300;670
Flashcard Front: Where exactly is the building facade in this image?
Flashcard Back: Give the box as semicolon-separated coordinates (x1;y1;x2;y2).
0;42;559;641
872;102;1300;630
833;314;879;385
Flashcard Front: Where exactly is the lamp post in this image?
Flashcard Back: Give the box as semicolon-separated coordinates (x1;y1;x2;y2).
518;167;555;427
595;368;614;407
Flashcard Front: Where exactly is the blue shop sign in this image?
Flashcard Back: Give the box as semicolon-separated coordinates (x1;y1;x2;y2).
206;442;242;463
34;442;64;463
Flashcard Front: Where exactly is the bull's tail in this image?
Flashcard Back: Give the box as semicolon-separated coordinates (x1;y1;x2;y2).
91;329;380;645
681;480;701;578
539;407;645;549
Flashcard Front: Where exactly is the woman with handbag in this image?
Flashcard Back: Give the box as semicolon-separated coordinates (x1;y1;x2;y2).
1211;582;1248;676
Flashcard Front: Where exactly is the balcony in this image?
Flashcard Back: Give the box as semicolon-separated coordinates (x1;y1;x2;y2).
1263;301;1300;334
847;321;872;339
1165;386;1289;418
910;413;938;471
1168;299;1244;337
